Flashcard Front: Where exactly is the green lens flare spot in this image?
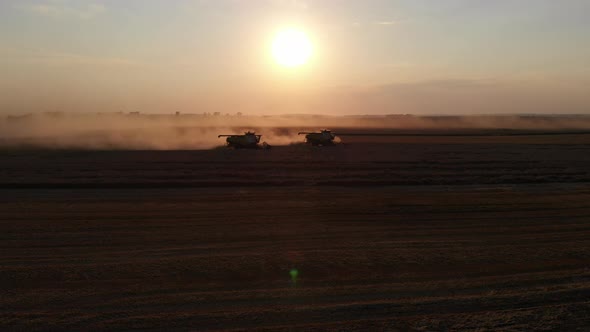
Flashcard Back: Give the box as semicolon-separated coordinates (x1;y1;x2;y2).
290;269;299;282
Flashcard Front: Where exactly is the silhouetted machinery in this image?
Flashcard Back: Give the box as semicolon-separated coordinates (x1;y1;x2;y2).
218;131;270;149
298;130;337;146
299;129;416;145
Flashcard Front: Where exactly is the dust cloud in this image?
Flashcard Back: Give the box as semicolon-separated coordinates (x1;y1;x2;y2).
1;113;590;150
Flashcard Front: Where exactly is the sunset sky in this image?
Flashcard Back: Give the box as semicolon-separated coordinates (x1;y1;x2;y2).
1;0;589;115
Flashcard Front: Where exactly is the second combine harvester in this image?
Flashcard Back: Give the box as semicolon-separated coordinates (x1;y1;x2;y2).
298;129;337;146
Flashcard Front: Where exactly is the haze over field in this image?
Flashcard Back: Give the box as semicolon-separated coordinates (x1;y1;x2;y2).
3;113;590;150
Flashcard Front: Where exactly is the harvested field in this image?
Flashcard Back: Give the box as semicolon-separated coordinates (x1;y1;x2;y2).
1;134;590;331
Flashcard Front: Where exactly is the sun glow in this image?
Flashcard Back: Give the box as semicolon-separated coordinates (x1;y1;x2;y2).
271;28;312;68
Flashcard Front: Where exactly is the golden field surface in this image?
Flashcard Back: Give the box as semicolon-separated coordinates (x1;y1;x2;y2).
1;133;590;331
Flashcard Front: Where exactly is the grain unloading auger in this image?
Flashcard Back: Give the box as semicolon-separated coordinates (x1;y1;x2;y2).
218;131;270;149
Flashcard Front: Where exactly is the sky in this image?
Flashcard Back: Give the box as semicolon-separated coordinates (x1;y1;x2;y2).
1;0;589;115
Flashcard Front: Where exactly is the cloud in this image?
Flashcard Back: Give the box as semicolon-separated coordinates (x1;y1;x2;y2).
349;19;406;27
374;20;397;26
391;78;501;90
267;0;308;10
354;78;589;114
0;48;142;67
18;0;106;20
36;52;140;67
196;0;308;10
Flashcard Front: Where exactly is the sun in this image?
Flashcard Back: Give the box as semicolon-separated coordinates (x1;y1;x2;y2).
271;28;312;68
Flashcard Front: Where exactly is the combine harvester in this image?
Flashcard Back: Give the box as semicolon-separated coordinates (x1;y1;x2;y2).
297;130;338;146
297;129;477;146
298;129;385;146
298;128;590;146
218;131;271;149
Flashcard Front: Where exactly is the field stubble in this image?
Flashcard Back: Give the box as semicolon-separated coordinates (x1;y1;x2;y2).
1;134;590;331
